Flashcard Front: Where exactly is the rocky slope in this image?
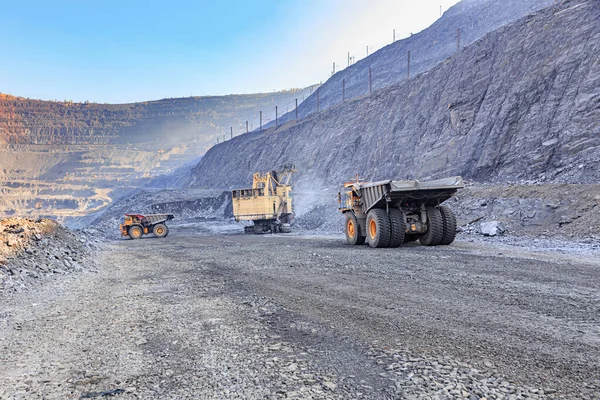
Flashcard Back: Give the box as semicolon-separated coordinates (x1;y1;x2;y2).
0;218;100;292
190;0;600;190
270;0;553;128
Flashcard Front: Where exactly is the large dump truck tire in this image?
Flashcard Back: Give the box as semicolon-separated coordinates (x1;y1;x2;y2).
128;225;143;240
439;205;457;245
366;209;391;248
388;208;406;248
153;223;169;238
345;213;366;245
419;207;444;246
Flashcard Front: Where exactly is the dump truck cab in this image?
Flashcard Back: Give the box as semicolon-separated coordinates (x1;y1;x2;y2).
339;176;464;248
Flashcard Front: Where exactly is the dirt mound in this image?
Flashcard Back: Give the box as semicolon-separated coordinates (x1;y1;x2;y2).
0;218;101;293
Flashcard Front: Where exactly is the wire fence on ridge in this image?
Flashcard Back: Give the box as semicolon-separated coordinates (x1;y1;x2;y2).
212;10;466;148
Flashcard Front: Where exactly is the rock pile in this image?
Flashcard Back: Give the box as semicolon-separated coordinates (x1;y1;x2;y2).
0;218;101;293
452;183;600;241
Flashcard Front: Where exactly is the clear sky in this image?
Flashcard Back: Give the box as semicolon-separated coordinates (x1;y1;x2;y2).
0;0;459;104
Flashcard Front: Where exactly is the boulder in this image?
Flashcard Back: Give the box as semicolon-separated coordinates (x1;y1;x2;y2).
480;221;506;237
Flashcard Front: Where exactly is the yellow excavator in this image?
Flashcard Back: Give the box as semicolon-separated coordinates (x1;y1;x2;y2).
232;165;297;234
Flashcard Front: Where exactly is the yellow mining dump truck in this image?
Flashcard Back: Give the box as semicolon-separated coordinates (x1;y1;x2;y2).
120;213;174;239
339;176;464;248
232;165;297;234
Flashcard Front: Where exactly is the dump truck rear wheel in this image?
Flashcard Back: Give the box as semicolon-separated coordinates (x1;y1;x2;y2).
438;205;457;245
128;225;143;240
419;207;443;246
366;209;391;248
345;213;365;245
388;208;406;248
153;223;169;238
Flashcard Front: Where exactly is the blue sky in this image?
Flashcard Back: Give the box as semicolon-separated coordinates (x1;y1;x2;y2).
0;0;458;103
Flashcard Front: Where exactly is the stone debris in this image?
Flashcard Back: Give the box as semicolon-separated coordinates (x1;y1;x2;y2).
370;348;568;400
0;217;101;293
479;221;506;237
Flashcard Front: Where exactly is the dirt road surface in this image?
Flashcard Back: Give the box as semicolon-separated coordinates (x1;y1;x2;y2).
1;225;599;399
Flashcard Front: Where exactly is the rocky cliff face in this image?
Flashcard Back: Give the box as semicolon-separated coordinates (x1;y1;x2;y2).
270;0;553;128
0;89;315;152
190;0;600;190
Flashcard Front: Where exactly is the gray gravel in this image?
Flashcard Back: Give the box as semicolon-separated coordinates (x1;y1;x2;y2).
0;225;102;294
0;225;598;399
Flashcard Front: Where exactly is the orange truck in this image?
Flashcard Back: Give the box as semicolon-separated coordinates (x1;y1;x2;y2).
120;213;174;239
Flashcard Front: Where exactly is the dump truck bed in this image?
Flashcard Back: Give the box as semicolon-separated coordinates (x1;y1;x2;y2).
356;176;464;213
125;214;175;225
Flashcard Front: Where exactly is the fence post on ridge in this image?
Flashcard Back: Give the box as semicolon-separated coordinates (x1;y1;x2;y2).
317;89;320;112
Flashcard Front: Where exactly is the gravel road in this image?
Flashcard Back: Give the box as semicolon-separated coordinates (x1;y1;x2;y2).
1;224;598;399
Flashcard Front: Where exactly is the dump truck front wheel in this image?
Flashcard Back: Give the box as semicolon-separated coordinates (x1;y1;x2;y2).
367;209;391;248
128;225;143;240
153;223;169;238
419;206;444;246
345;213;365;245
438;205;457;245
